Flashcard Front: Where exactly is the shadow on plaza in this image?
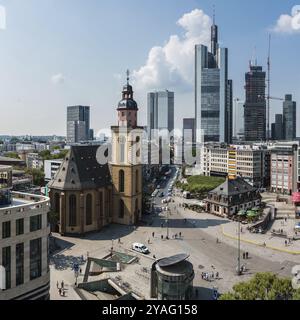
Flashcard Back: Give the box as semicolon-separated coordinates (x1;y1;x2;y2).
147;216;230;229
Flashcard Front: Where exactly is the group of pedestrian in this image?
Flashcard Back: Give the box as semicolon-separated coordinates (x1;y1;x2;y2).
57;280;66;297
242;252;249;259
201;271;219;282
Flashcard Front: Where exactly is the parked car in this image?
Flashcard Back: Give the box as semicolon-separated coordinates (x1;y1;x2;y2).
132;243;150;254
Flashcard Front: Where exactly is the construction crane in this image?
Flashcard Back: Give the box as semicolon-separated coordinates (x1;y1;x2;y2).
267;34;271;141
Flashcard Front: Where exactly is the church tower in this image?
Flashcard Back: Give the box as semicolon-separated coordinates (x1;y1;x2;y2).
110;71;143;225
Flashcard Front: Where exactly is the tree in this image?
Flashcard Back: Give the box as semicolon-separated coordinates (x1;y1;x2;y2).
26;168;45;186
5;152;20;159
220;273;300;300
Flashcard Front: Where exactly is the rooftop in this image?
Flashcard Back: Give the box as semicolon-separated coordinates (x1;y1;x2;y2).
208;177;257;197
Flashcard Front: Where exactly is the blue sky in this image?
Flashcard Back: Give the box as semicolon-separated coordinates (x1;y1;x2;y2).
0;0;299;136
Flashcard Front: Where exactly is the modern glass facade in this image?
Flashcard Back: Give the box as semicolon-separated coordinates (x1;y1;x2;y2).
283;94;296;141
195;22;232;144
67;106;90;143
147;91;174;139
244;66;266;142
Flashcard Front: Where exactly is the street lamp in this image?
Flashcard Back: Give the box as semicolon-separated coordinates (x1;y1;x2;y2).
236;219;242;276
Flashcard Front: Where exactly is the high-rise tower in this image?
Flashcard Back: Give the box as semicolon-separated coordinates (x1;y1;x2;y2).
244;65;266;142
195;15;233;144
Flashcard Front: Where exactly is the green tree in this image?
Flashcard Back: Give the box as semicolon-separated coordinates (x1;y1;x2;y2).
5;152;20;159
26;168;45;186
220;273;299;300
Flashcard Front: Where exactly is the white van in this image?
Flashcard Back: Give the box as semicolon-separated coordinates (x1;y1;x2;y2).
132;243;150;254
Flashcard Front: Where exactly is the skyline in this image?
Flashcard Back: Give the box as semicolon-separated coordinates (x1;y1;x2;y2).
0;0;299;136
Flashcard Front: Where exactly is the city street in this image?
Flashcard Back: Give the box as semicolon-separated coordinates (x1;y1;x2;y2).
49;167;299;300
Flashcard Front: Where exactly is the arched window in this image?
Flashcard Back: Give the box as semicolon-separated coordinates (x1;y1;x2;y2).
119;200;125;219
54;193;60;213
86;194;93;226
69;195;77;227
136;170;139;193
119;170;125;192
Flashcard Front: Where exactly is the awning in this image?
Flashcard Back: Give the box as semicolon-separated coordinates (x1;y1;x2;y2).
247;210;258;217
238;210;247;216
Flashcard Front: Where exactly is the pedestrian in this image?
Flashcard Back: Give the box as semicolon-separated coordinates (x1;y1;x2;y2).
59;288;62;296
61;280;64;289
62;289;65;297
179;232;182;238
152;232;155;238
243;253;245;259
285;240;288;247
246;252;249;259
161;235;164;240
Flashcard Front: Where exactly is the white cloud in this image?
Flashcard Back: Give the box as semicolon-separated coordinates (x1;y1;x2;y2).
272;5;300;34
133;9;212;93
51;73;65;85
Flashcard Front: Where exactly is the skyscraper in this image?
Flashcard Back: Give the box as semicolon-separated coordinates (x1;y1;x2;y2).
244;65;266;142
195;18;232;144
147;91;174;139
283;94;297;141
67;106;90;143
183;118;196;144
273;114;283;140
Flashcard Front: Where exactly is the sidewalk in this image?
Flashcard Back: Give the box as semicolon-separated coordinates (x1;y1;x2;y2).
222;222;300;255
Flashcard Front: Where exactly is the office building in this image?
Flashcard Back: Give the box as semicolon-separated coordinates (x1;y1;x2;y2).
233;99;244;139
270;142;299;195
67;106;90;143
147;91;174;139
183;118;195;144
44;159;64;182
244;65;266;142
271;114;283;141
201;143;270;188
0;165;50;300
283;94;297;141
195;18;232;144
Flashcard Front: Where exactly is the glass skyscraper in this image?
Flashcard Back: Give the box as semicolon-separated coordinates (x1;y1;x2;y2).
195;20;232;144
147;91;174;139
283;94;296;141
67;105;90;143
244;65;266;142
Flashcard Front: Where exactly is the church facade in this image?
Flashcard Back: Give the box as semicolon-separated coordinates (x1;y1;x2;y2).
48;77;143;235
